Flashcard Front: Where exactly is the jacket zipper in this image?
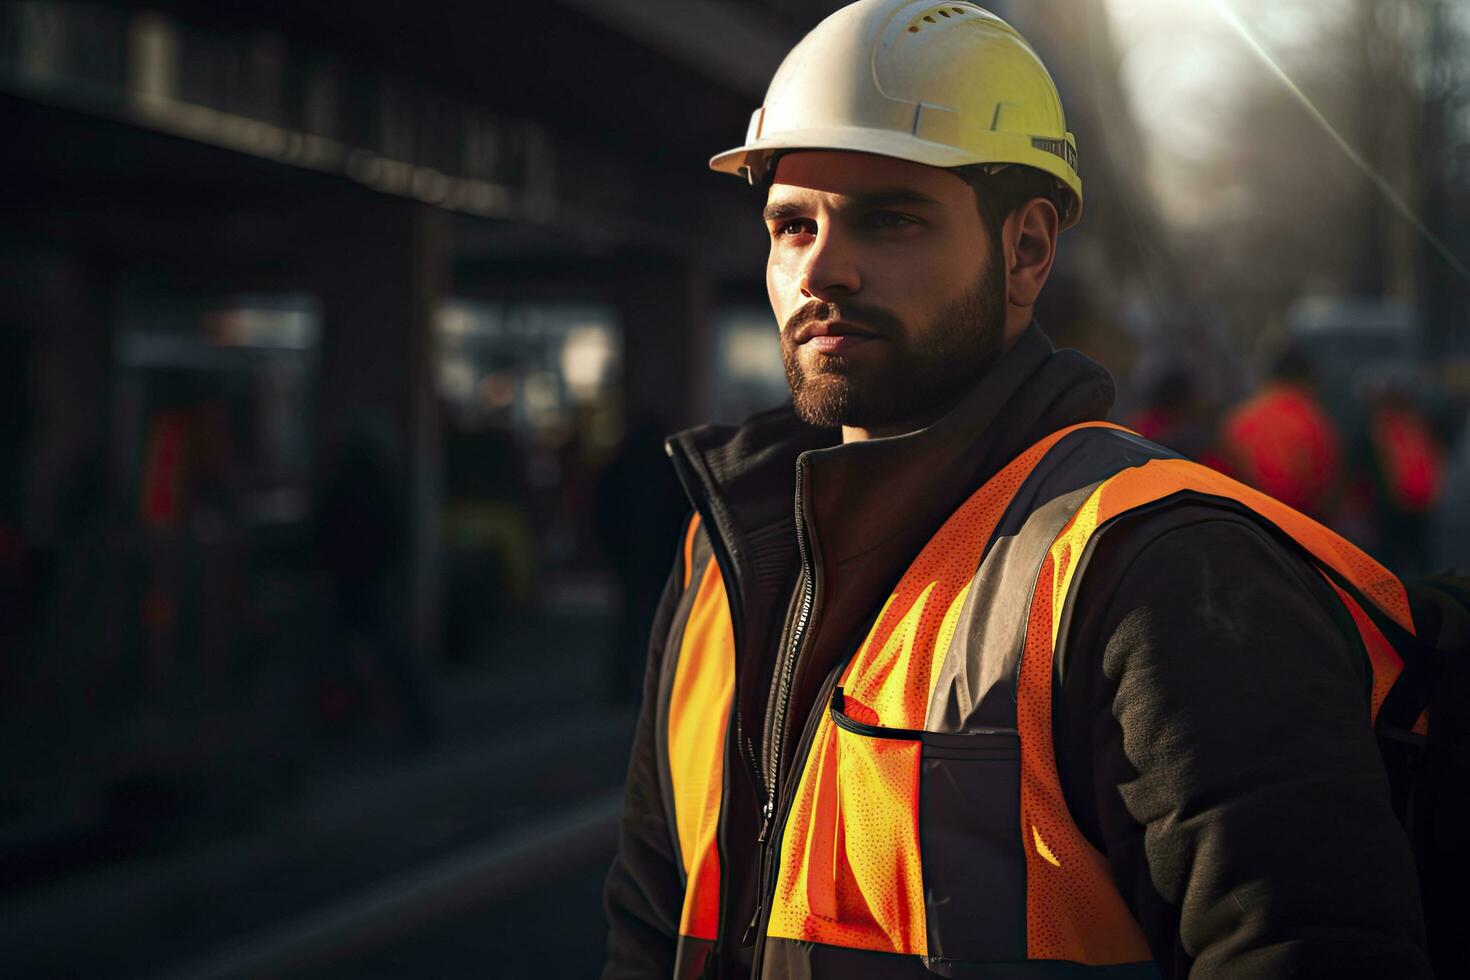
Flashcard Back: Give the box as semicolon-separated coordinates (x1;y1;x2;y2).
758;453;818;844
746;654;847;975
742;454;821;968
734;710;763;809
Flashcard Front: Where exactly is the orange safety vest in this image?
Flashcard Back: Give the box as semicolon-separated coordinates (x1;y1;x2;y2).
661;422;1417;978
1370;405;1446;514
1221;383;1342;519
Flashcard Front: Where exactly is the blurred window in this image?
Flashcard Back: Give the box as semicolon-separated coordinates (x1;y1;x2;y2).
436;300;622;451
115;292;320;527
709;308;788;423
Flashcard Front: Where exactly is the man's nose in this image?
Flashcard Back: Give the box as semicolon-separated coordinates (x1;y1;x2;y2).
799;228;862;299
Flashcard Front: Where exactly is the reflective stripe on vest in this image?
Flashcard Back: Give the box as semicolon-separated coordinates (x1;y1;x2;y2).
666;513;734;945
758;423;1411;975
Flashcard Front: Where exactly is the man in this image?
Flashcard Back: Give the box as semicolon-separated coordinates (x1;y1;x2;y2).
604;2;1430;977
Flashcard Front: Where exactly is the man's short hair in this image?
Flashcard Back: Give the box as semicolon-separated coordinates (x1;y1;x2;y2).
956;165;1067;245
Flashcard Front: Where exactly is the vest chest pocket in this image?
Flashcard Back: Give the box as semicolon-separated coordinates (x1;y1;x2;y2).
915;726;1027;963
831;689;1027;963
771;690;1028;963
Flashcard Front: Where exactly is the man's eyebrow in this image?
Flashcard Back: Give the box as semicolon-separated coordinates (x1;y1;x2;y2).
762;188;942;222
763;200;807;222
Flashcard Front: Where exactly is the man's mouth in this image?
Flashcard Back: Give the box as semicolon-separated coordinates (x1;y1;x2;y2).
793;320;880;351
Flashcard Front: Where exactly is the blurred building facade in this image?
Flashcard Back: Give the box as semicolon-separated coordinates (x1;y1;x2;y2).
0;3;803;974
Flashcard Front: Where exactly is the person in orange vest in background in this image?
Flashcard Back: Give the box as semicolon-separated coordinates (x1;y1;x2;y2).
1361;382;1446;575
1433;407;1470;572
1219;342;1343;523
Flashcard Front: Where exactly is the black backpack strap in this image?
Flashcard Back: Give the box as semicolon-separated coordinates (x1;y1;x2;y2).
1370;599;1444;744
1374;575;1470;735
1390;573;1470;977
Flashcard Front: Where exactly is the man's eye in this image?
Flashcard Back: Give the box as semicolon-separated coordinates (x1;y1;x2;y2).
865;211;916;230
774;219;816;238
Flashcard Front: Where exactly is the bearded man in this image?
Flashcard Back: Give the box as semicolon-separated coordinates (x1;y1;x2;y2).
603;2;1431;978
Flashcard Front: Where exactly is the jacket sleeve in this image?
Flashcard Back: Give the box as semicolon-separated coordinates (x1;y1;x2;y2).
1057;509;1432;979
603;525;689;980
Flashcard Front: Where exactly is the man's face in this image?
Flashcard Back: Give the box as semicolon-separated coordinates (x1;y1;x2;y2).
764;151;1006;437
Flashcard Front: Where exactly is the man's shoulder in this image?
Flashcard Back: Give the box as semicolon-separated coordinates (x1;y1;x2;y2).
1069;497;1356;656
1012;426;1321;581
1088;498;1318;579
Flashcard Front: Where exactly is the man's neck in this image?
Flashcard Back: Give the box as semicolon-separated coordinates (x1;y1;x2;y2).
841;415;938;444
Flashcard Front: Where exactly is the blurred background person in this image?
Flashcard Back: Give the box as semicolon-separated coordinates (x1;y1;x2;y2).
440;408;535;666
314;419;436;748
1356;380;1448;575
595;415;686;703
1434;406;1470;572
1219;342;1344;523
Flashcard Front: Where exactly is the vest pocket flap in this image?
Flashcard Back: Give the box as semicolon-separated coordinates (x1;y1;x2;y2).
920;729;1019;761
830;689;1019;760
829;687;925;741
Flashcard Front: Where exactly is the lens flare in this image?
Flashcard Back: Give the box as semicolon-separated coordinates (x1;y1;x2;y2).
1204;0;1469;283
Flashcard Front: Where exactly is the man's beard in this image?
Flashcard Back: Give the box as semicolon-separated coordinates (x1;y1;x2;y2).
780;253;1006;433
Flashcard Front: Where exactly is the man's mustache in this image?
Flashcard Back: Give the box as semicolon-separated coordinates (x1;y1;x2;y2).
783;300;903;345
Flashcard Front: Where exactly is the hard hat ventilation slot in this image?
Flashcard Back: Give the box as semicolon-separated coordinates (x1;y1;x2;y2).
910;6;972;32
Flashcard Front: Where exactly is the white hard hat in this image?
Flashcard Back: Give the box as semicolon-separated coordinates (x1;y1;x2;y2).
710;0;1083;229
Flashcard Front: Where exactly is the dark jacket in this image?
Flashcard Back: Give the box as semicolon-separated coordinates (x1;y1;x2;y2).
604;325;1430;978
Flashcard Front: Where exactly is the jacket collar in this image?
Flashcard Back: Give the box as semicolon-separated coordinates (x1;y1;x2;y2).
666;322;1116;670
806;324;1113;549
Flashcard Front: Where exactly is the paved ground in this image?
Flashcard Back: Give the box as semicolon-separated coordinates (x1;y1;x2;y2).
3;610;639;979
313;838;613;978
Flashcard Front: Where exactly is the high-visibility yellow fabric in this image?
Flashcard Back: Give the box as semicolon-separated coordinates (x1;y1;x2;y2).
667;516;735;940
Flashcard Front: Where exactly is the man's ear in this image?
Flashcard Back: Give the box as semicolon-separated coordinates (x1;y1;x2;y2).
1003;196;1059;311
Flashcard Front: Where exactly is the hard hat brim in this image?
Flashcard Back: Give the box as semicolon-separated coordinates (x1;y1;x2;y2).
711;127;975;179
711;125;1082;229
